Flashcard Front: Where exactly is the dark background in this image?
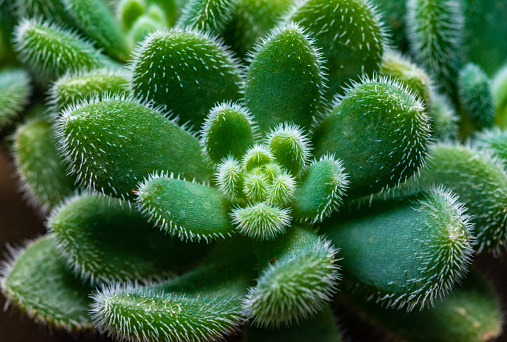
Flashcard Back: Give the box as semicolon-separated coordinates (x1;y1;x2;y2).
1;148;506;342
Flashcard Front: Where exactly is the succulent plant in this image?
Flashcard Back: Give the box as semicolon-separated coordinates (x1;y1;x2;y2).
0;0;506;341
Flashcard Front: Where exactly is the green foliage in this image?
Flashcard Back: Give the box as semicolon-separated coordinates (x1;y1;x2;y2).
244;305;342;342
64;0;130;61
415;143;507;253
244;23;325;134
0;235;93;330
49;192;211;282
137;173;235;241
324;188;474;310
14;18;111;82
287;0;385;99
48;68;130;115
13;117;76;210
429;92;459;140
92;237;256;342
224;0;295;58
292;155;348;223
130;28;243;128
342;271;502;342
57;97;211;200
0;68;31;129
177;0;238;34
313;76;430;198
4;0;507;340
458;63;495;130
407;0;463;96
462;0;507;76
244;227;340;327
201;102;257;164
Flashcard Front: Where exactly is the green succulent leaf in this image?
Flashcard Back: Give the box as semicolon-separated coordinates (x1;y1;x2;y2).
415;143;507;253
130;28;244;128
292;154;349;223
243;144;273;172
267;123;311;177
286;0;385;99
0;235;93;330
49;192;212;283
137;173;235;241
324;187;474;310
342;271;502;342
64;0;130;61
201;102;257;164
428;92;459;141
407;0;463;96
216;156;245;202
244;226;340;327
57;97;211;200
13;18;112;82
48;68;130;116
231;201;291;240
313;76;430;199
0;68;31;129
177;0;238;34
92;237;256;342
458;63;495;130
245;22;325;134
13;117;77;211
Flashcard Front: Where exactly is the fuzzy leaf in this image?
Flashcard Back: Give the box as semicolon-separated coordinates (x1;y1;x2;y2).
49;192;212;283
0;235;93;330
48;68;130;116
458;63;495;130
313;76;430;199
287;0;385;99
177;0;238;34
324;188;474;310
245;23;325;134
201;102;257;164
407;0;463;96
244;226;340;327
292;155;348;223
0;68;31;129
415;143;507;253
137;174;235;241
57;98;211;200
13;18;112;82
92;237;256;342
130;28;243;128
64;0;130;61
13;117;77;211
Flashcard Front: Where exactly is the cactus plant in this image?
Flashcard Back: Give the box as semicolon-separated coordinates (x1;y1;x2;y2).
1;0;507;341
